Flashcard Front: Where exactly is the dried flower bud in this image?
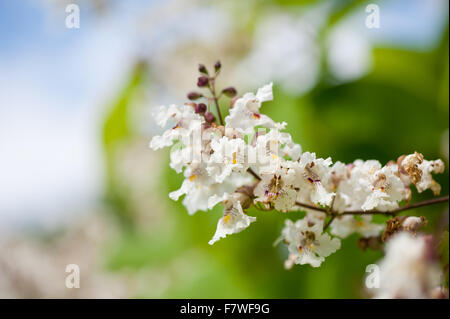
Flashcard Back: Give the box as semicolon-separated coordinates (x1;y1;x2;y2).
198;64;208;75
187;91;203;100
222;86;237;98
214;60;221;73
382;216;407;242
401;152;424;184
197;76;209;87
204;111;216;123
185;102;196;108
195;103;207;114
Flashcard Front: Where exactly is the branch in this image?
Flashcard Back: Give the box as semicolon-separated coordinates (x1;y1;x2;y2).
247;168;261;181
246;166;449;218
295;195;449;217
323;216;336;231
339;195;450;216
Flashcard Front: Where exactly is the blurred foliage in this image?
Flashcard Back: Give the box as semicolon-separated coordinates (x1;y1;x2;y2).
102;61;149;227
100;1;449;298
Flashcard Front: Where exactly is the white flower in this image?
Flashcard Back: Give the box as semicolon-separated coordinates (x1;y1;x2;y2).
253;160;299;212
332;160;380;212
169;164;250;215
282;218;341;267
207;136;249;183
254;128;301;171
416;159;445;195
294;152;335;207
225;83;286;134
372;232;442;299
254;173;298;212
150;104;204;150
209;196;256;245
330;215;384;238
361;164;405;212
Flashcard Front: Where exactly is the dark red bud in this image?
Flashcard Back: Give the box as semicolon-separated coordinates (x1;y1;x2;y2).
214;61;221;73
197;76;209;87
222;86;237;98
195;103;207;114
204;111;216;123
198;64;208;75
187;91;203;100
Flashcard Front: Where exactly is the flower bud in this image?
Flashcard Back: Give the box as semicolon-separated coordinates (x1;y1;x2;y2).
195;103;207;114
187;91;203;100
402;216;427;233
214;60;221;73
204;111;216;123
222;86;237;98
197;76;209;87
198;64;208;75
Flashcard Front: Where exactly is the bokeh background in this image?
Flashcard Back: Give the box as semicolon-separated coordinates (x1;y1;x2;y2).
0;0;448;298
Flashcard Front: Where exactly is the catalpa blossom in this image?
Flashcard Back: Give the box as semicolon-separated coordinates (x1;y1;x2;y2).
225;83;286;134
209;194;256;245
150;61;446;269
282;218;341;267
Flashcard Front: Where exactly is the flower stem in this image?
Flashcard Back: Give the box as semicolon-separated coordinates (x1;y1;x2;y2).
209;78;224;125
247;168;261;180
323;215;336;231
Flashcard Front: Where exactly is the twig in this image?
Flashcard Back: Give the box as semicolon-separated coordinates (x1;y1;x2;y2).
247;168;262;180
295;195;449;217
323;195;336;231
209;78;224;125
323;215;336;231
339;195;450;216
246;166;449;218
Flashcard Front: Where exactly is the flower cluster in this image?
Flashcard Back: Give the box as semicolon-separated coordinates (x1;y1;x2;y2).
149;62;446;268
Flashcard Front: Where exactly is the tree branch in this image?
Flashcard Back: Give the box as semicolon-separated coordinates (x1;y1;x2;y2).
295;195;449;217
246;165;449;218
247;168;261;181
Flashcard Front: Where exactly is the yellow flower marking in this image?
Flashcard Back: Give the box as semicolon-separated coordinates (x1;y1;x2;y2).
223;215;231;224
189;174;197;182
232;152;237;164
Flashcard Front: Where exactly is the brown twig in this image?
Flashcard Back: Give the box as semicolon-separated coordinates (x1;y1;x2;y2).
246;165;449;218
209;78;224;125
323;215;336;231
295;195;449;217
247;168;262;181
338;195;450;216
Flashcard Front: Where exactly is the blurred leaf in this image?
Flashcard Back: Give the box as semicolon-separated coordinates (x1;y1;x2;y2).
102;61;149;227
